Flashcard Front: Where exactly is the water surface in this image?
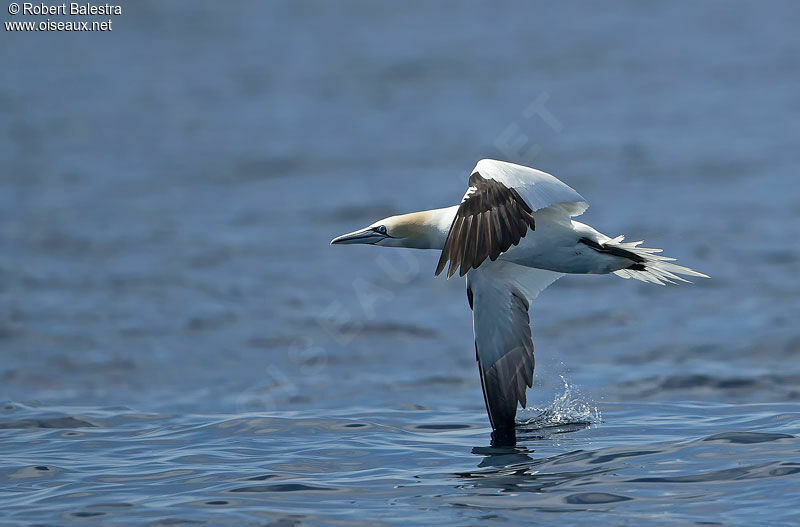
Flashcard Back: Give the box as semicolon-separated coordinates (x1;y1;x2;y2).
2;1;800;524
2;397;799;526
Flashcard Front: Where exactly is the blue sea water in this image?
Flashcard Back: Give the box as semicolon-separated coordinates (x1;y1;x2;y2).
2;1;800;525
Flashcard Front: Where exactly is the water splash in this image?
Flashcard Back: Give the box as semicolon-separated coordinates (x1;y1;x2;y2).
518;376;601;431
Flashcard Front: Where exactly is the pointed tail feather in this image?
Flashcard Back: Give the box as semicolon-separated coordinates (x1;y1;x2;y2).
608;236;709;285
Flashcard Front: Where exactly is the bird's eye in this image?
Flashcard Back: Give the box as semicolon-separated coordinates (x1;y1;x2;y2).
376;225;387;235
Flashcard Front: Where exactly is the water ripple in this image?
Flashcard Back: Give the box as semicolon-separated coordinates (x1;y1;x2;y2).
1;401;799;525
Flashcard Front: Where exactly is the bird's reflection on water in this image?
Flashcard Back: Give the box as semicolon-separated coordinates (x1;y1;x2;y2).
455;417;598;495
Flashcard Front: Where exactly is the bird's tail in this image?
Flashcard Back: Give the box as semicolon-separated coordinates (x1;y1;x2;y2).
606;236;709;285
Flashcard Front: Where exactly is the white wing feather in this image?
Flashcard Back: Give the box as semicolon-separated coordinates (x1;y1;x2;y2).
467;260;563;429
473;159;588;217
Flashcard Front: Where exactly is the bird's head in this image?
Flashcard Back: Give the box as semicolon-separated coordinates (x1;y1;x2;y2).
330;211;444;249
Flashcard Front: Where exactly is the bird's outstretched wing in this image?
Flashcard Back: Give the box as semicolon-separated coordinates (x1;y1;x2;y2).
436;159;588;278
467;260;563;430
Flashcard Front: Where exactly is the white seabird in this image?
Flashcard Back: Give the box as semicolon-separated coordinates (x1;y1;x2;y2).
331;159;707;431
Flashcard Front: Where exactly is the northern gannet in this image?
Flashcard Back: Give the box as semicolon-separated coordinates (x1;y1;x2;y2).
331;159;707;431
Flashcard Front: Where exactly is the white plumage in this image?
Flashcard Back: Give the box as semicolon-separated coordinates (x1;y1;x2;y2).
472;158;589;217
331;159;708;431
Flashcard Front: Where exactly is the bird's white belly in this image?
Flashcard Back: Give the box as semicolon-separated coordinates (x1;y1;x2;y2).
498;212;626;274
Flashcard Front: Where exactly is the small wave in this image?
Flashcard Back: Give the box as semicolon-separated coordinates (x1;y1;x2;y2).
518;376;601;431
0;416;96;429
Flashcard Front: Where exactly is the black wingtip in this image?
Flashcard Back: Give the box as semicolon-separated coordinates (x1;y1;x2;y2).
490;427;517;446
446;264;457;279
434;253;447;277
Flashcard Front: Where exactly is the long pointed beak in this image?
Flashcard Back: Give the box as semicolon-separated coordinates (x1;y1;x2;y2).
330;227;384;245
